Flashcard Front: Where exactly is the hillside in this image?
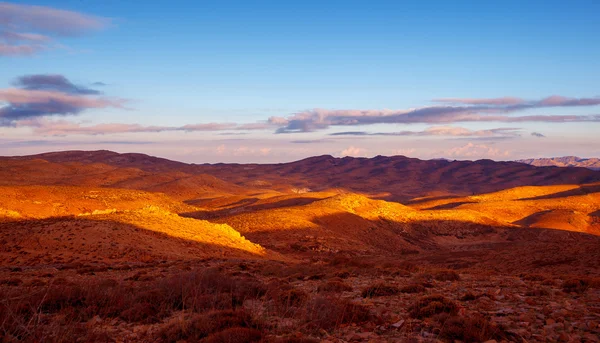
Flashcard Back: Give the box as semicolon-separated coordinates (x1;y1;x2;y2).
1;152;600;343
5;150;600;201
517;156;600;170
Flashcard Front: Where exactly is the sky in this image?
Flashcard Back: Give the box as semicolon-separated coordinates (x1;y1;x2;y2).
1;0;600;163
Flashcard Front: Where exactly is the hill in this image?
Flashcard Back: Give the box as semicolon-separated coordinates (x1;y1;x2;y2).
5;150;600;201
517;156;600;170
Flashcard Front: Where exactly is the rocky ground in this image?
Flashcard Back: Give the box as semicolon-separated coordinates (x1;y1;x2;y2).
1;257;599;343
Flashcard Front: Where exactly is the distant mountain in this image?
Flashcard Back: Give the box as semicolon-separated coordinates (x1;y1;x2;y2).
516;156;600;170
4;150;600;202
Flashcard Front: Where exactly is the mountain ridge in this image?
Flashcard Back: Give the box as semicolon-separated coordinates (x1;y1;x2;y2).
4;150;600;202
516;156;600;170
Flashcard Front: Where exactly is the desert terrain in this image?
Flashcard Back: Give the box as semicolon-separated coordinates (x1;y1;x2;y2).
1;151;600;343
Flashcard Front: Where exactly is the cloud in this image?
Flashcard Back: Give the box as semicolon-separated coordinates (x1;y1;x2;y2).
13;74;101;95
445;142;511;159
340;146;367;157
0;2;109;56
0;75;124;125
330;126;521;138
270;95;600;133
531;132;546;138
17;118;274;135
391;148;416;156
433;97;526;106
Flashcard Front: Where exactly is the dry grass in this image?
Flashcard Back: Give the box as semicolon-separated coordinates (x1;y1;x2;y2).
317;278;353;293
361;282;400;298
433;269;461;282
157;310;257;342
562;278;591;294
408;294;459;319
400;283;426;294
302;296;372;332
435;313;507;343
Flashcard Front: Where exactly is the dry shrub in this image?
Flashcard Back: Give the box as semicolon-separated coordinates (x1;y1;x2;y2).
266;338;320;343
158;310;255;342
202;327;262;343
521;273;547;281
408;294;458;319
400;284;426;294
317;278;352;293
264;280;308;318
459;292;480;301
562;278;590;294
361;282;400;298
589;277;600;288
0;278;23;286
433;270;460;282
525;288;550;297
541;279;556;286
334;270;352;279
435;313;506;343
303;296;371;331
261;263;326;281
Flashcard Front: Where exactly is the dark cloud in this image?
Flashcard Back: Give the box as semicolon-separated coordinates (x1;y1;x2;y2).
0;75;123;125
531;132;546;138
13;74;101;95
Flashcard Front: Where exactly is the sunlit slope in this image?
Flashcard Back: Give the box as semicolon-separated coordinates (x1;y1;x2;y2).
409;183;600;234
0;208;269;266
204;193;506;255
0;185;196;219
0;186;275;265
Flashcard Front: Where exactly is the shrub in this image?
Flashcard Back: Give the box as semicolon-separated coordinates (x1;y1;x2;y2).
317;279;353;293
400;284;426;294
303;296;371;331
562;278;590;294
521;274;547;281
459;292;479;301
525;288;550;297
202;327;262;343
158;310;254;342
433;270;460;282
436;313;506;343
361;283;400;298
408;294;458;319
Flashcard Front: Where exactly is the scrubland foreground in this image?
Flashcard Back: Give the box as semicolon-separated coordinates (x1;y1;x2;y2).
1;151;600;343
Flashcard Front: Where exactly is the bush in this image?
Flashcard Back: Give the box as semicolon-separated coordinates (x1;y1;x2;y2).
317;279;352;293
158;310;254;342
400;284;426;294
459;292;479;301
303;296;371;331
525;288;550;297
433;270;460;282
436;313;506;343
265;281;307;306
202;327;262;343
361;283;400;298
408;295;458;319
562;278;590;294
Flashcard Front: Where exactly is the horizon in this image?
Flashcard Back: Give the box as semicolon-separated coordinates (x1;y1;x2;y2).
2;1;600;163
1;148;599;166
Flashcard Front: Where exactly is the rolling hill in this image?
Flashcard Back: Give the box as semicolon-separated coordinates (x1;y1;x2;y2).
517;156;600;170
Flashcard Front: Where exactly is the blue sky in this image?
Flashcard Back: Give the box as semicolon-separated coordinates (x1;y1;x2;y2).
1;0;599;162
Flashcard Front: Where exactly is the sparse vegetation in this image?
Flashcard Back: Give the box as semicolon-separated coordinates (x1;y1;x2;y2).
408;294;459;319
361;282;400;298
